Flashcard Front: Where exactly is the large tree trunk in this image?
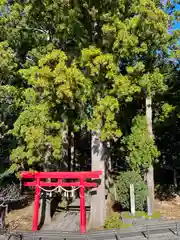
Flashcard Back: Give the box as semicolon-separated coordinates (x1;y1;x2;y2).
105;141;111;194
42;147;52;225
68;128;74;171
145;96;154;214
61;126;69;171
89;131;106;229
39;177;52;226
173;169;177;187
44;179;52;224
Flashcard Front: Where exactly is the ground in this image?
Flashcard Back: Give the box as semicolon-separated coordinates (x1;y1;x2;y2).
6;203;33;231
5;196;180;231
155;196;180;220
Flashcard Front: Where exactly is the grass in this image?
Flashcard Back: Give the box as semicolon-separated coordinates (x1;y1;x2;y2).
104;212;133;229
121;211;134;218
135;211;147;217
121;211;161;219
146;211;161;219
120;222;132;228
104;210;161;230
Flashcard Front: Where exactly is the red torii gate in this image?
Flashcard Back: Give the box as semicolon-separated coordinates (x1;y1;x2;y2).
21;171;102;233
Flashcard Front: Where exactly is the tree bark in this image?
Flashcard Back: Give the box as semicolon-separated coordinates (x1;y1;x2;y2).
68;128;72;171
39;179;52;226
89;131;106;229
145;96;154;214
70;131;75;199
61;127;69;171
173;169;177;187
43;176;52;225
70;132;75;171
105;141;111;190
43;147;52;225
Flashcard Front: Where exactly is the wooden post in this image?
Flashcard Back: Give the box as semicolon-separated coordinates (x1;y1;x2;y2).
130;184;135;216
80;177;86;233
32;177;40;231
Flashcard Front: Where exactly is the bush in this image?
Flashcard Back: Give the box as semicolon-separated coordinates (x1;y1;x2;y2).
104;212;132;229
114;171;147;211
104;212;121;229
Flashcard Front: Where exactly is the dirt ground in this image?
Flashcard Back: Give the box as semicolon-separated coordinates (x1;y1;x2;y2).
5;196;180;231
6;203;33;231
155;196;180;220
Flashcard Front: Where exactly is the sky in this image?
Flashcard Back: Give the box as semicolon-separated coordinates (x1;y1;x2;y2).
173;4;180;30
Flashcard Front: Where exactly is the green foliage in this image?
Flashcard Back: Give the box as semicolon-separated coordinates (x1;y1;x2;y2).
0;0;89;57
10;48;92;170
159;103;176;122
20;49;91;107
10;103;64;170
0;85;21;114
88;96;122;141
24;43;56;68
0;0;178;180
104;212;132;229
124;115;160;171
0;85;21;168
80;46;129;140
114;171;147;211
0;41;17;84
139;69;167;97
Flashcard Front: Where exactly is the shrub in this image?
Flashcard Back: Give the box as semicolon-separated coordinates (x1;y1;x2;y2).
114;171;147;211
104;212;121;229
104;212;132;229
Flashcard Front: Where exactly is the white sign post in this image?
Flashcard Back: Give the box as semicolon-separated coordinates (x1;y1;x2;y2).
130;184;135;216
114;183;117;201
147;196;152;216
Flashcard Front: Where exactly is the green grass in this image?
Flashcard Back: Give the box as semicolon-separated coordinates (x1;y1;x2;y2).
135;211;147;218
120;222;132;229
121;211;161;219
145;211;161;219
105;210;161;230
121;211;134;218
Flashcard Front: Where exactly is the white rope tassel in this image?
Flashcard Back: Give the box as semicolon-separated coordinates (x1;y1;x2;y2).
63;191;65;198
58;186;61;193
71;187;75;199
65;191;68;198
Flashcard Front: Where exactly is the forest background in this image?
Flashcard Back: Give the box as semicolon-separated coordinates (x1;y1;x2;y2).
0;0;179;229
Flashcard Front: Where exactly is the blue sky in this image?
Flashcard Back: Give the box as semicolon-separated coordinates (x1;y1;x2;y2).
173;4;180;30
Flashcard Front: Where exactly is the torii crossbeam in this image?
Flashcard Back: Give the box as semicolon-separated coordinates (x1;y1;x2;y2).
21;171;102;233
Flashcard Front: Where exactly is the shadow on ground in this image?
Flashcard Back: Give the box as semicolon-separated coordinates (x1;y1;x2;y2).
155;184;179;201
